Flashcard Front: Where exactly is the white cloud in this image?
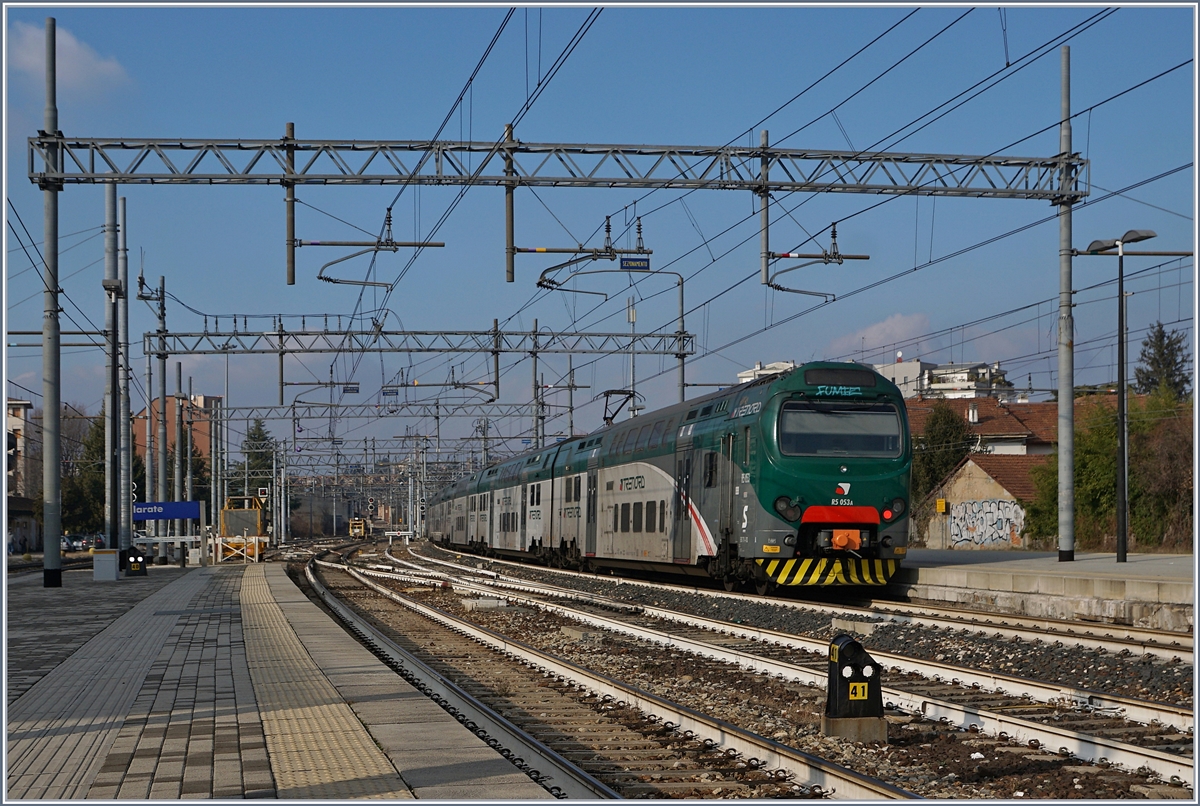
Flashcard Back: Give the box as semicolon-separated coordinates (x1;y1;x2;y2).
8;21;129;96
826;312;932;361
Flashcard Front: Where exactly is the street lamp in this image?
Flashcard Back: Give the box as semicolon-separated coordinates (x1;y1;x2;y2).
1081;230;1156;563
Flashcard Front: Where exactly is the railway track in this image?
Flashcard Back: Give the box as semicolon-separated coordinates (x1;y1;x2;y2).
367;544;1200;791
305;557;915;799
362;554;1193;785
417;542;1193;663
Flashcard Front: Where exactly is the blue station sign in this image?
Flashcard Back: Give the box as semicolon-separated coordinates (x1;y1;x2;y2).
133;501;201;521
620;256;650;271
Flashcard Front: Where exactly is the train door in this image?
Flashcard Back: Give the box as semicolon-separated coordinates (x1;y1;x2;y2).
487;491;495;548
585;467;598;556
672;436;694;563
719;433;734;536
520;483;528;551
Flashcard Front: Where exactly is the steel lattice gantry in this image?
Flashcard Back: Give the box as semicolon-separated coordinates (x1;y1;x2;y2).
220;402;535;422
28;135;1088;199
144;327;692;357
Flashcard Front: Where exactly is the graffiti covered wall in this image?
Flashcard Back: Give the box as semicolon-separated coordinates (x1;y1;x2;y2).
949;498;1025;548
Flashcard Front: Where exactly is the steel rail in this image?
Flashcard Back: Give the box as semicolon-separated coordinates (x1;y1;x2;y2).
423;544;1192;660
376;554;1200;772
362;560;1194;784
304;560;619;800
334;562;918;800
489;570;1195;732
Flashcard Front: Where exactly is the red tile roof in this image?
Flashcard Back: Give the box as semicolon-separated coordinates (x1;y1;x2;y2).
906;397;1032;438
1004;402;1058;444
963;453;1050;502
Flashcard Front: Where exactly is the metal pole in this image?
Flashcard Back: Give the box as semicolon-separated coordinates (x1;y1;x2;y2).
224;351;230;506
504;124;515;283
1056;46;1075;562
285;122;295;285
172;362;183;561
42;17;63;586
157;277;168;541
118;196;131;558
186;376;193;535
493;318;501;401
272;448;278;543
107;289;120;564
531;318;539;446
105;183;117;552
677;274;686;403
1116;242;1127;563
146;352;154;539
282;449;289;543
567;356;574;437
759;129;770;285
211;397;219;531
628;298;637;418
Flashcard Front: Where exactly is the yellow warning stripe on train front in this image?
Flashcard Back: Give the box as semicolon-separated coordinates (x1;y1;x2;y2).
756;557;897;586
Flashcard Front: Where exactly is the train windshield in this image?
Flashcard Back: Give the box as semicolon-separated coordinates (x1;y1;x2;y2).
778;400;902;457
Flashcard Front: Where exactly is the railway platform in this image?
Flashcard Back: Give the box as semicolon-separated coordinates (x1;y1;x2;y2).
889;549;1194;632
4;562;551;800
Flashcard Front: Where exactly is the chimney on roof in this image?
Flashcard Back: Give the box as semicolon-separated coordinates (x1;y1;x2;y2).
968;402;979;424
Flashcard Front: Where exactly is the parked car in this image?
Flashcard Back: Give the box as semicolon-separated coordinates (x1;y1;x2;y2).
60;537;73;552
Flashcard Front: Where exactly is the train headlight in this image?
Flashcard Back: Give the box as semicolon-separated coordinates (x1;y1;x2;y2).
773;496;802;522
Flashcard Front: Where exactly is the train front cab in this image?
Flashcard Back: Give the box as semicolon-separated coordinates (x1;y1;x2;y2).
752;366;910;588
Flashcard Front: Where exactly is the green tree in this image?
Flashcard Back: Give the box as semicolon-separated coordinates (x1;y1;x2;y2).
1025;390;1193;551
911;401;973;502
61;407;146;536
1128;387;1193;549
909;401;973;543
228;419;276;498
1134;321;1191;399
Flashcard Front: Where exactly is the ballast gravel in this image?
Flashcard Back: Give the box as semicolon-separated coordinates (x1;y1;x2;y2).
439;556;1193;708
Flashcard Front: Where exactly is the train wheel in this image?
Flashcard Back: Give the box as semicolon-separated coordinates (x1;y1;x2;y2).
755;578;775;596
722;576;739;592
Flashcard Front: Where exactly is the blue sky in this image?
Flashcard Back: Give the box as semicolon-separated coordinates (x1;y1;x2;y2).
4;4;1196;461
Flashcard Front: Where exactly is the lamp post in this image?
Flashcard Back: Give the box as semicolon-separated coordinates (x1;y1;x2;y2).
102;278;125;565
1081;230;1156;563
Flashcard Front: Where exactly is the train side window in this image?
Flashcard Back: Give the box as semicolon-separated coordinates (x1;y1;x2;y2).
574;476;581;502
744;426;751;464
660;500;667;531
620;502;631;532
613;506;619;532
620;429;635;455
634;424;652;452
647;419;665;449
645;500;656;533
703;451;717;487
564;479;572;503
632;501;643;532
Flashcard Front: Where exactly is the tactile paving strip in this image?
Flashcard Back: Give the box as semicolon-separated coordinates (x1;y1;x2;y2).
239;565;413;799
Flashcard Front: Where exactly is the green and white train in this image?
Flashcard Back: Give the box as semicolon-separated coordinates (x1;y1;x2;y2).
427;362;911;591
